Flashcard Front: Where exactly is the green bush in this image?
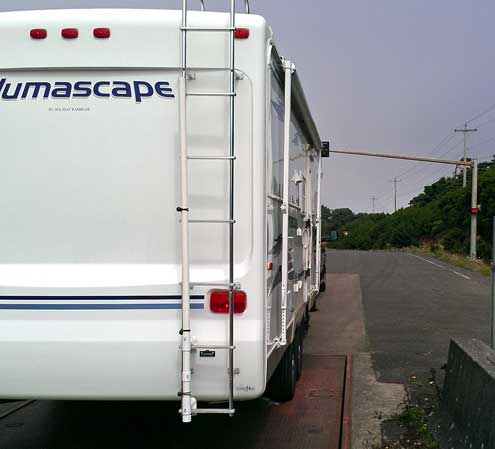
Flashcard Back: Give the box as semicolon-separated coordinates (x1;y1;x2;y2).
326;159;495;261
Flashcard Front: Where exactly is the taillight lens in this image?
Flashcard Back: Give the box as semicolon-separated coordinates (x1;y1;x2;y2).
234;28;250;39
61;28;79;39
210;290;247;314
30;29;47;39
94;27;111;39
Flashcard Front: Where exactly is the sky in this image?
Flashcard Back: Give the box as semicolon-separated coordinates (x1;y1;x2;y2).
1;0;495;213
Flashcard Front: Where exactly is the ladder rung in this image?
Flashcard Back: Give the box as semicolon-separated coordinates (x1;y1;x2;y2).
190;282;240;288
181;26;235;32
188;156;236;160
193;345;236;350
189;219;236;224
194;408;235;415
187;92;236;97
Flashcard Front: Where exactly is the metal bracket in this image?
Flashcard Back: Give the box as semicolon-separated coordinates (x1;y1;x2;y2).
234;70;245;80
281;57;296;74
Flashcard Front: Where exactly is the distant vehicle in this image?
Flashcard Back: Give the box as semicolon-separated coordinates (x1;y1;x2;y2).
0;3;327;423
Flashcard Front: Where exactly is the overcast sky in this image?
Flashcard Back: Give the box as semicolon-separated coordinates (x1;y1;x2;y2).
2;0;494;213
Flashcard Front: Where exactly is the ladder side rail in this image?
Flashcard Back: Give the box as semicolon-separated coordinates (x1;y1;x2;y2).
227;0;236;416
179;0;193;424
280;58;294;347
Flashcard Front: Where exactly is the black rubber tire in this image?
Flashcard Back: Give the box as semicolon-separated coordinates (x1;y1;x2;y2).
320;267;327;292
295;327;304;381
303;306;311;333
267;342;297;402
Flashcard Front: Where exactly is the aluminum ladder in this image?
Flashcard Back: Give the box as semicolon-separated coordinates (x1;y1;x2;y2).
178;0;248;423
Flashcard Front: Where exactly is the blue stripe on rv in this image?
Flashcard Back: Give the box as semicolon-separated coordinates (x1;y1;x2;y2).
0;303;204;310
0;295;204;300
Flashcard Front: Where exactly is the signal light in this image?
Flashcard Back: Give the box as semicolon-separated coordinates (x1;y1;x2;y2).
210;290;247;314
61;28;79;39
234;28;250;39
94;28;111;39
30;29;47;39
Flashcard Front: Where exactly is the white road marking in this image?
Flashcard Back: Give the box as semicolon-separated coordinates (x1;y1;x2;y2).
453;271;471;280
411;254;471;280
412;254;444;269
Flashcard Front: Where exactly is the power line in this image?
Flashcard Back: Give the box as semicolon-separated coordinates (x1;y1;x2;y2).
464;102;495;126
473;117;495;129
395;132;457;179
470;135;495;149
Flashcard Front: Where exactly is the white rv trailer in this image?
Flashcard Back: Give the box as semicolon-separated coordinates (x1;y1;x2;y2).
0;2;326;422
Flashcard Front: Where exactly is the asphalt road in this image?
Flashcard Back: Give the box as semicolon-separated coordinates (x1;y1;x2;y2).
326;250;491;383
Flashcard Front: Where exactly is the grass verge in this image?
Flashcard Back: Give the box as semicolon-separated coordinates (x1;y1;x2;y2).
370;375;440;449
396;245;491;277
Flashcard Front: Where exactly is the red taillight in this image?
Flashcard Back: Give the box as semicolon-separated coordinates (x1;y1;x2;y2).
30;29;47;39
94;27;111;39
234;28;250;39
210;290;247;314
61;28;79;39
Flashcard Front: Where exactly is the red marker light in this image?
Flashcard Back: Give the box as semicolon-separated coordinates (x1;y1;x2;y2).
61;28;79;39
267;262;273;271
234;28;250;39
210;290;247;314
30;29;47;39
94;28;111;39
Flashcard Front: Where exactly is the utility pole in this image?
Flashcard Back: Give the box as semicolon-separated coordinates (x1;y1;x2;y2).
455;124;478;188
370;196;377;213
470;160;478;258
389;177;402;212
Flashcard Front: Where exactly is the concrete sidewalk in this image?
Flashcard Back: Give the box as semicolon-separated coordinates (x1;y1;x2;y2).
310;272;406;449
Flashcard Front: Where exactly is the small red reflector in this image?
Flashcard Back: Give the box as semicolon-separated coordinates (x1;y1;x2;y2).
210;290;247;314
61;28;79;39
94;28;111;39
267;262;273;271
471;208;479;214
30;29;47;39
234;28;250;39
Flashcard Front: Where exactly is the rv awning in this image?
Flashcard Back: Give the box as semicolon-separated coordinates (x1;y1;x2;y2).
271;46;322;152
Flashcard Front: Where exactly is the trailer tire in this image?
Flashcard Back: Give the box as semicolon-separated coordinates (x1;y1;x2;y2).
303;306;310;333
295;326;303;380
319;274;326;292
267;342;297;402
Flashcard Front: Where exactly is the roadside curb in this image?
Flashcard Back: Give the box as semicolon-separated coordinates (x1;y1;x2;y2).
341;354;352;449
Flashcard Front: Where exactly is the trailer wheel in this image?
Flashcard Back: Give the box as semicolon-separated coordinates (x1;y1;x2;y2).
319;273;327;292
303;306;310;333
295;326;303;380
267;342;297;402
319;263;327;293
